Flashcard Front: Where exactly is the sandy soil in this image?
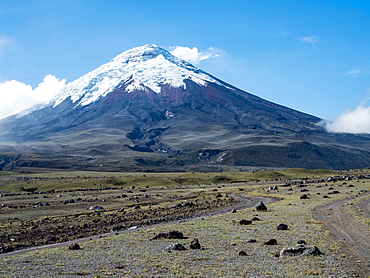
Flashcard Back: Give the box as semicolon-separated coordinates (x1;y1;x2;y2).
314;193;370;277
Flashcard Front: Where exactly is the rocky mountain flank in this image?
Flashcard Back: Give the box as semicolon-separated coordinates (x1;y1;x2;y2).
0;44;369;171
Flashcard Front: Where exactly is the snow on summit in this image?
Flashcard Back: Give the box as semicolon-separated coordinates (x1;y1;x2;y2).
52;44;224;107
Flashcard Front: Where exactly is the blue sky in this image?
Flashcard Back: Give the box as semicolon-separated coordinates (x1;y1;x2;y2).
1;0;370;131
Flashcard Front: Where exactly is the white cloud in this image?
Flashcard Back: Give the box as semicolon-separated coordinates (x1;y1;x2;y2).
0;75;65;119
169;46;219;65
298;36;319;44
325;103;370;133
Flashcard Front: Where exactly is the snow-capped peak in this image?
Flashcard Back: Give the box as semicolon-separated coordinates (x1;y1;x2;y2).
51;44;225;107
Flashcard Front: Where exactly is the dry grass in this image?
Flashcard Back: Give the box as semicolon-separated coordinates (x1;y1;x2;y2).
1;169;369;277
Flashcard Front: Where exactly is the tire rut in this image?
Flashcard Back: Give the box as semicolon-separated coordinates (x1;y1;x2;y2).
314;194;370;277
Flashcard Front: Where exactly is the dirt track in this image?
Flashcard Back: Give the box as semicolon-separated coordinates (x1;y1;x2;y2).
314;194;370;277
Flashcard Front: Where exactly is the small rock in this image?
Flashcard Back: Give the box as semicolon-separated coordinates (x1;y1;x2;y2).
69;242;80;250
246;239;257;243
277;223;288;230
251;216;260;221
300;194;309;199
183;201;195;207
173;203;182;208
231;209;237;213
89;206;104;210
239;219;252;225
190;238;201;249
297;240;307;245
263;239;277;245
238;250;247;256
164;243;186;252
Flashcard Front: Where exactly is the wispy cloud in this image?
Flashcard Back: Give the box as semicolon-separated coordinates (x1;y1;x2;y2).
324;101;370;133
264;28;289;38
169;46;220;65
298;36;319;44
0;35;11;53
346;68;363;75
345;68;370;76
0;75;65;119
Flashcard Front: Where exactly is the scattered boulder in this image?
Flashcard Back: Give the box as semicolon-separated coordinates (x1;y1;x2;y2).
263;239;277;245
255;201;267;211
297;240;307;245
231;209;237;213
0;245;14;253
246;239;257;243
152;230;185;240
164;243;186;252
47;236;58;242
251;216;260;221
239;219;252;225
69;242;80;250
238;250;248;256
89;206;104;210
300;194;308;199
277;223;288;230
269;186;278;190
279;245;324;257
183;201;195;207
173;203;182;208
190;238;201;249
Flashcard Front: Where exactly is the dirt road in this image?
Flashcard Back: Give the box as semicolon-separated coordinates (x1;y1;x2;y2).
314;194;370;277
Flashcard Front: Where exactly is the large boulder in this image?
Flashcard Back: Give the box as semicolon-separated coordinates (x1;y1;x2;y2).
152;230;185;240
239;219;252;225
255;201;267;211
279;244;324;257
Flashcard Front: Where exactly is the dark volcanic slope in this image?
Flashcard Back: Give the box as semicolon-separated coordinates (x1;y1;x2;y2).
0;45;369;171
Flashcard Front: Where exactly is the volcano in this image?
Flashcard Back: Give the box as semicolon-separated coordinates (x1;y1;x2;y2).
0;44;369;171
